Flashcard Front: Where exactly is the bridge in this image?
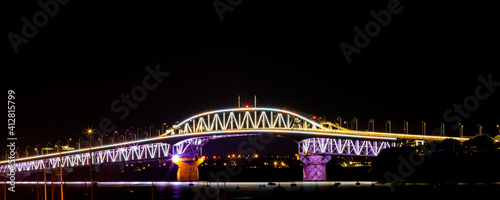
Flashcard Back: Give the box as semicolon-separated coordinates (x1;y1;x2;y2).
0;107;470;181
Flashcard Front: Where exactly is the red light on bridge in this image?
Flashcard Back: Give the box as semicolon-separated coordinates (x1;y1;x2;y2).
312;116;317;120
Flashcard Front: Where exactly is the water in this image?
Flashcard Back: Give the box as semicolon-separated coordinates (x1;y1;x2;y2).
3;181;499;199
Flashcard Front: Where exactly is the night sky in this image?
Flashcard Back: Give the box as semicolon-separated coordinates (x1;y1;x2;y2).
3;1;498;155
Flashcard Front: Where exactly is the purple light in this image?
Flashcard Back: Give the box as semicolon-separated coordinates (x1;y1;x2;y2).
300;155;331;181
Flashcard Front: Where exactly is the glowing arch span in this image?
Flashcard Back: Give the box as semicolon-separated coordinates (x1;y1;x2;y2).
161;107;338;136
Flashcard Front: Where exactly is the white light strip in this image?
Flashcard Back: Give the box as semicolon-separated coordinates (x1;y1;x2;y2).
161;129;398;141
334;130;470;141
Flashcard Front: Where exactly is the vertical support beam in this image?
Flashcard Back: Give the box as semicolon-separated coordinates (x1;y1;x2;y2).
385;120;391;133
208;115;211;131
216;115;219;130
230;113;234;129
369;119;375;132
403;121;409;134
270;112;274;128
421;121;426;135
347;140;351;155
440;122;445;136
352;117;358;130
459;123;464;138
246;113;249;129
287;115;290;129
254;111;257;128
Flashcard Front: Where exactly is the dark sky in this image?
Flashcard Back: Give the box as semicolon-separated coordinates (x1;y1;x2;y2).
2;1;499;155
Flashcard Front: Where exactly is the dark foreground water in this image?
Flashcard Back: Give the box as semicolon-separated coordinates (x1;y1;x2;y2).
3;181;499;200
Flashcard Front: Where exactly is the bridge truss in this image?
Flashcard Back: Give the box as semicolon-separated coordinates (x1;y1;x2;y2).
163;108;334;136
298;138;401;157
1;142;169;173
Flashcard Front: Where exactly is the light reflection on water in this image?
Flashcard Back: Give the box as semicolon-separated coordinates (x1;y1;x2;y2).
7;181;500;199
6;181;385;200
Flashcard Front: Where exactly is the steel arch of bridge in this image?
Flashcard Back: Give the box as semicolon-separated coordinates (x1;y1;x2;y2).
163;108;399;157
162;108;334;136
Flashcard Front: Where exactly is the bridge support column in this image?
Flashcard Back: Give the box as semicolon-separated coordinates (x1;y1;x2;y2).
300;155;331;181
174;157;204;181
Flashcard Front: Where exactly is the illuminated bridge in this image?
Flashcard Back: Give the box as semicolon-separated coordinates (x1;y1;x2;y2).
0;107;470;181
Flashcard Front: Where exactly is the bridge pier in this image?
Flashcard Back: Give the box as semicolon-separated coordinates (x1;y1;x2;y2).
174;157;204;181
300;155;331;181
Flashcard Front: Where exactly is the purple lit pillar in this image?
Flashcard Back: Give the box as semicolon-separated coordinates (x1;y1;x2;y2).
300;155;331;181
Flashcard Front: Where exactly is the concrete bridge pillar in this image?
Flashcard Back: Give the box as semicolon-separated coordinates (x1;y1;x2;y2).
300;155;331;181
174;157;204;181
